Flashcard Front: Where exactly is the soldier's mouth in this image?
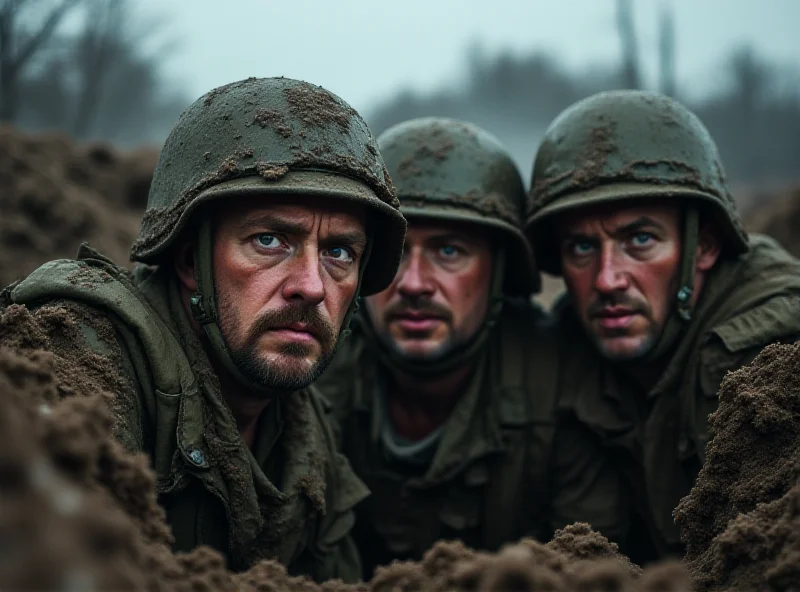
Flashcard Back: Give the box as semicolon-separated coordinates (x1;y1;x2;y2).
592;308;639;330
267;323;318;342
390;312;444;332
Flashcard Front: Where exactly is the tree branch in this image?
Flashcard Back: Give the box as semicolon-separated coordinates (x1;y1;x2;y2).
13;0;82;70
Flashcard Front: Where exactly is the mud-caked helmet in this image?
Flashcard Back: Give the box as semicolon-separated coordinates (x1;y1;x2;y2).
380;116;539;296
525;90;748;320
366;117;537;376
131;77;407;390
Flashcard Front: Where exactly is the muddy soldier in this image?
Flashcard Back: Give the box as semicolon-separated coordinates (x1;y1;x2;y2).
525;90;800;563
0;77;408;581
315;117;559;577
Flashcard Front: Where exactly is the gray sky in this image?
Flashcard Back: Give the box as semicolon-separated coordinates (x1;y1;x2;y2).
141;0;800;115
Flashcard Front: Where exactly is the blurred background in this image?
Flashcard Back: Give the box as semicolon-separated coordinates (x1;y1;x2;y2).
1;0;799;294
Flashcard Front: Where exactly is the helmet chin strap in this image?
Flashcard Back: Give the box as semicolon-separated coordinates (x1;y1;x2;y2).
189;216;372;393
362;247;507;379
676;206;699;322
641;205;699;363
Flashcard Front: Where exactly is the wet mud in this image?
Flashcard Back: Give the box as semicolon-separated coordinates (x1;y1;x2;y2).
676;342;800;591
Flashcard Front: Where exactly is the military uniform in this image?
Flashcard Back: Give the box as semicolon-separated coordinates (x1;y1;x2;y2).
525;90;800;563
1;77;408;582
315;118;560;578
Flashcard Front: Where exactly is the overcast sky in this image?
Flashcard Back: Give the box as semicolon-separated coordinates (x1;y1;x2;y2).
139;0;800;116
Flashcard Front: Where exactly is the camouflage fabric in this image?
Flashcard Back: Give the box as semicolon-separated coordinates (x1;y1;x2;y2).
315;302;560;578
549;235;800;563
525;90;749;275
379;117;539;295
4;245;368;582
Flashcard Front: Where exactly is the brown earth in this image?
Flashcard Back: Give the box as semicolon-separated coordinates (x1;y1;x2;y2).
743;184;800;258
675;342;800;591
0;125;156;289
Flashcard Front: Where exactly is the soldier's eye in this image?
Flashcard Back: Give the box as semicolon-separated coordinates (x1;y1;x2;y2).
256;234;280;248
572;241;594;256
631;232;654;247
439;244;462;258
324;246;354;263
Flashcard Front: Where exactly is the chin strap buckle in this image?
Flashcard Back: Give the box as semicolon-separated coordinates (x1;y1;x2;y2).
190;292;215;325
676;286;694;321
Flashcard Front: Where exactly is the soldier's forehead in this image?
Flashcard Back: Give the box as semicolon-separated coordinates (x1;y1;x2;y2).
558;200;681;230
221;196;367;230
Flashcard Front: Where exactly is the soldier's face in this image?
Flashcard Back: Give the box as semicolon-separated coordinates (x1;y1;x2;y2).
212;196;367;391
365;220;493;361
557;202;684;361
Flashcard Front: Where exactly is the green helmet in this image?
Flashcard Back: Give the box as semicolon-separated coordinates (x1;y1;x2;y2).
378;117;540;296
362;117;536;378
525;90;749;278
131;76;406;297
131;77;407;392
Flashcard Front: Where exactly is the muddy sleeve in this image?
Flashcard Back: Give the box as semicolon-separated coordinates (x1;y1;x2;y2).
548;413;630;546
32;301;148;453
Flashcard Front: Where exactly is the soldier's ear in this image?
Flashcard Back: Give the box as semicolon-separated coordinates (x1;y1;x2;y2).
173;241;198;292
695;224;722;272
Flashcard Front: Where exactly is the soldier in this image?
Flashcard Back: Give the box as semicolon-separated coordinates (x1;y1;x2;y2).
525;90;800;563
0;77;407;581
315;117;560;578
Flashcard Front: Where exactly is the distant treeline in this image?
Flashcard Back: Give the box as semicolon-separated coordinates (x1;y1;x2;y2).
0;0;186;146
366;45;800;188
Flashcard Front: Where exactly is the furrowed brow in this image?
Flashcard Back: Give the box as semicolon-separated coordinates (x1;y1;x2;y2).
612;216;662;236
238;215;308;236
562;231;596;243
322;231;368;252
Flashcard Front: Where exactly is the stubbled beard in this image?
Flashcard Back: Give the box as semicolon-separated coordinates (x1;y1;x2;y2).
583;292;659;362
228;338;339;392
218;299;339;393
370;298;472;363
591;327;659;361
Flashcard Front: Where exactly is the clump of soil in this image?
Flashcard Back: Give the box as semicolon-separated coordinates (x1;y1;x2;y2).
284;84;355;134
744;184;800;258
675;342;800;591
0;125;156;288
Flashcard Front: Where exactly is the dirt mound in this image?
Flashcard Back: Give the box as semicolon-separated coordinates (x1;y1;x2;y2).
0;125;157;288
675;342;800;591
743;184;800;258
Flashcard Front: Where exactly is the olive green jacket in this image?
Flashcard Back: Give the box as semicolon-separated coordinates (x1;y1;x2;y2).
551;234;800;564
2;245;368;582
315;301;561;579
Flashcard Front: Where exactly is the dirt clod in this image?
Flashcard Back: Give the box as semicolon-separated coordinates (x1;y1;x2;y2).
284;84;355;134
676;342;800;591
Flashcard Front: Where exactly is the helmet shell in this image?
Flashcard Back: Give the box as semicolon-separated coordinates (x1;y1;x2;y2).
131;77;406;296
525;90;748;275
379;117;539;295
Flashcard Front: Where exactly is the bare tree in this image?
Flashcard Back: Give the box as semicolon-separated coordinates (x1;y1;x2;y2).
71;0;125;137
658;0;676;96
616;0;641;89
0;0;81;121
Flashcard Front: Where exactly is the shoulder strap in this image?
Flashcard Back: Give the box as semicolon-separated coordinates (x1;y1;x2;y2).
483;303;559;548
